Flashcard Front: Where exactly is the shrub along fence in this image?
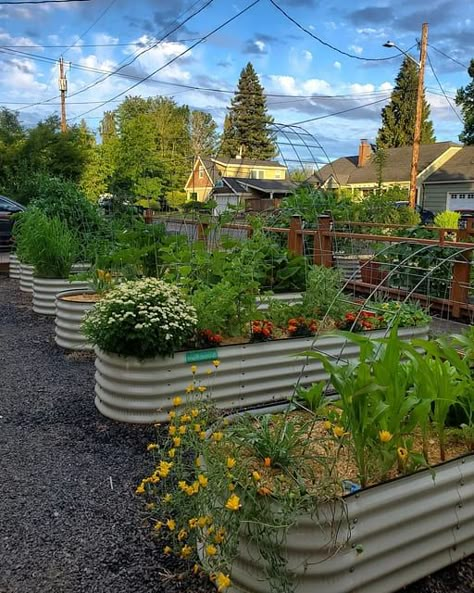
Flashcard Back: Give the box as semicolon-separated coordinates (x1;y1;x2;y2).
153;213;474;320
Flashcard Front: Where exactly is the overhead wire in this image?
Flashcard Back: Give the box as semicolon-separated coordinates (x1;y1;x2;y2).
426;51;463;124
428;44;469;71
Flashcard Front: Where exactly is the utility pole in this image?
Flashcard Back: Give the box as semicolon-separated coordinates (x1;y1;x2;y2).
408;22;428;209
58;57;67;133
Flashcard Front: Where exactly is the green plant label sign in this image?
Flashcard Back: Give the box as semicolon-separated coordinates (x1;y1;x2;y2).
185;349;218;363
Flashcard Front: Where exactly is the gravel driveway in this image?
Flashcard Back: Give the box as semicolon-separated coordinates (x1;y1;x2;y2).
0;277;472;593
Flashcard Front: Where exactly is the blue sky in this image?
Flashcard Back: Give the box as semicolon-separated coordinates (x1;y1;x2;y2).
0;0;472;166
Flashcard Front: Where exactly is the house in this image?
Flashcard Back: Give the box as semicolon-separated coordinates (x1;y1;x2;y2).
212;177;296;213
423;145;474;213
309;139;462;204
184;155;292;207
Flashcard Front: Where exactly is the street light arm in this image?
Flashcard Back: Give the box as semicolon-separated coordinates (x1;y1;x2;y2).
383;41;420;67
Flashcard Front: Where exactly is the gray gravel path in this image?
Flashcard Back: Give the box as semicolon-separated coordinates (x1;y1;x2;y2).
0;277;471;593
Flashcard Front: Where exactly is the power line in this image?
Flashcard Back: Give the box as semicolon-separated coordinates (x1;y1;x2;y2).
0;39;201;48
428;44;469;71
269;0;400;62
70;0;262;121
0;0;91;3
61;0;118;57
426;51;463;124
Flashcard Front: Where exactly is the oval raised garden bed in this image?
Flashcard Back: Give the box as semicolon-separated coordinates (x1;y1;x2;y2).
33;277;89;316
230;452;474;593
55;290;100;350
19;263;34;293
94;325;429;424
8;253;20;279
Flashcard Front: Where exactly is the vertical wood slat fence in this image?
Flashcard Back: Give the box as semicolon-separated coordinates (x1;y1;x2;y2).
154;214;474;319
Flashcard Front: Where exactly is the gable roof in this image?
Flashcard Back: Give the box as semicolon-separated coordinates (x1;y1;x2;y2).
214;177;295;195
312;142;460;186
212;156;285;168
424;146;474;183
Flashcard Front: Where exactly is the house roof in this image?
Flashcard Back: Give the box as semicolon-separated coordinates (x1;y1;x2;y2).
424;146;474;183
212;156;285;168
312;142;460;186
215;177;296;196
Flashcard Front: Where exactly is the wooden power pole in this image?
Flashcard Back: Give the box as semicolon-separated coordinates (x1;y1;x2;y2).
408;22;428;209
58;57;67;133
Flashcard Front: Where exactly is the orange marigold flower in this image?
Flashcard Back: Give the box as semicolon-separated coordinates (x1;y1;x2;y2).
263;457;271;467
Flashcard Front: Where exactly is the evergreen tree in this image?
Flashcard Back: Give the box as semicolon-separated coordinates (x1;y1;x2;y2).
455;59;474;145
190;110;218;156
220;62;277;159
99;111;118;143
376;56;435;148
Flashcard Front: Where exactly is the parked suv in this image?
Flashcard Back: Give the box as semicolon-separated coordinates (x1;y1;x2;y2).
0;196;25;252
394;201;435;225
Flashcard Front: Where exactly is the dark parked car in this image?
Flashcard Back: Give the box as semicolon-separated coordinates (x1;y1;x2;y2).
394;201;435;225
0;195;25;252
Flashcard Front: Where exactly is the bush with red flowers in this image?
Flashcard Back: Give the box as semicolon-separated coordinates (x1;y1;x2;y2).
196;328;223;348
338;310;383;332
250;320;274;342
287;317;318;338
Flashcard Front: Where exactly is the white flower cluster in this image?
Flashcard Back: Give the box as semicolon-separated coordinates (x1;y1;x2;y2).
83;278;198;357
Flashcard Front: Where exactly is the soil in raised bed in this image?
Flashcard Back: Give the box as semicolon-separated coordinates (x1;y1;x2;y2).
0;277;471;593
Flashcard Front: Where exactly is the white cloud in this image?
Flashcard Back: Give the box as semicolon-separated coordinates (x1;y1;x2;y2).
349;44;363;55
269;75;298;95
302;50;313;62
333;61;342;70
302;79;331;94
379;82;393;92
350;83;375;94
255;40;266;52
356;27;387;38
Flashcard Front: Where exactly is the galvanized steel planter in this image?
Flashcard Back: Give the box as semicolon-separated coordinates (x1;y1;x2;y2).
94;325;429;424
19;263;34;293
9;253;20;279
334;254;362;281
55;290;98;351
230;453;474;593
33;277;89;316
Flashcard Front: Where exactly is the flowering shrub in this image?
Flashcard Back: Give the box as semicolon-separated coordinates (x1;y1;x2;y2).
197;329;223;349
287;316;317;337
82;278;197;358
376;300;431;327
250;319;274;342
339;310;383;332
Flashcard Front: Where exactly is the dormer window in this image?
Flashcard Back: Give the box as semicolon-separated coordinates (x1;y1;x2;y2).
250;170;264;179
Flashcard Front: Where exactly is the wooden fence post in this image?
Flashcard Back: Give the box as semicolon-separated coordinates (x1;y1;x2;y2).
450;214;473;318
313;214;333;268
197;221;208;242
288;215;303;256
144;208;153;224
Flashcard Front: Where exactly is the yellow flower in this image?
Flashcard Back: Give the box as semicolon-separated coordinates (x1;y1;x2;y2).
206;369;213;375
179;425;186;435
146;443;158;451
157;461;173;478
197;516;210;528
194;424;202;432
181;414;191;423
168;448;176;458
191;408;199;418
198;386;207;393
226;457;236;469
178;480;188;491
191;365;197;374
212;432;223;442
195;457;201;468
198;474;208;487
206;544;218;556
168;410;176;420
153;521;163;531
252;471;261;482
145;502;156;511
213;360;220;368
172;396;182;407
193;564;200;575
333;425;346;438
149;474;160;484
173;437;181;447
163;546;172;555
323;420;332;431
188;518;198;529
185;383;195;393
166;519;176;531
216;572;231;592
214;528;226;544
199;431;206;440
379;430;393;443
397;447;409;461
225;494;241;511
180;545;192;559
135;483;145;495
163;494;172;503
228;483;235;491
168;425;177;436
177;529;188;542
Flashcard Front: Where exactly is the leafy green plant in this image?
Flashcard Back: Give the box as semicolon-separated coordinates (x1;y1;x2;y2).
434;210;460;229
82;278;197;358
300;265;350;320
17;208;78;278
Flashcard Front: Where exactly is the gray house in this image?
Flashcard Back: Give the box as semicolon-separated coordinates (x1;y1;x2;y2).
423;146;474;213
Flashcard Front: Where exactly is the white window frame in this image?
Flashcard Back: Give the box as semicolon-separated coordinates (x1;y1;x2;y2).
198;166;204;179
447;191;474;211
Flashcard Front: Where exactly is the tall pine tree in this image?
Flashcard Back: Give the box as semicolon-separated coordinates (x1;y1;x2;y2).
455;58;474;145
376;56;435;149
220;62;277;160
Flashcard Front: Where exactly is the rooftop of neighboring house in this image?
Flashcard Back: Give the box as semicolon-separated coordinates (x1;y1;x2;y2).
213;177;296;195
311;140;461;187
425;145;474;183
212;156;285;168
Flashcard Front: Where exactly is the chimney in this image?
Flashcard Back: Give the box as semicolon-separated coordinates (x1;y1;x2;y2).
358;139;371;167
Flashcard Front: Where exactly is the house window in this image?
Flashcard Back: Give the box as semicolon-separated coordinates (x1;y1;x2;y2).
198;166;204;179
274;171;282;179
250;170;264;179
